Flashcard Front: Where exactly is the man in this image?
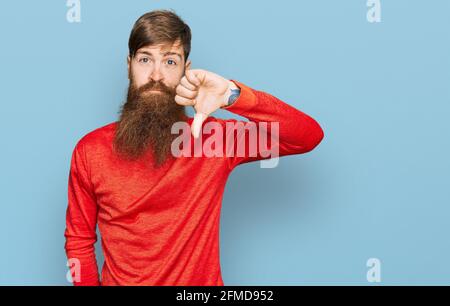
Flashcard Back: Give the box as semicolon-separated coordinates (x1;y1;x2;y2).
64;9;324;286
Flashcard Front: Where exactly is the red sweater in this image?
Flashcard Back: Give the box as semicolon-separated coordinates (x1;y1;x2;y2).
64;79;324;286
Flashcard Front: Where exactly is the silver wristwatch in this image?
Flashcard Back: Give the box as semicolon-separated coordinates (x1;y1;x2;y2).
227;88;241;106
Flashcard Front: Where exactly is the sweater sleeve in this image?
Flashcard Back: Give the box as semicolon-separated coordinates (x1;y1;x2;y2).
221;80;324;169
64;141;100;286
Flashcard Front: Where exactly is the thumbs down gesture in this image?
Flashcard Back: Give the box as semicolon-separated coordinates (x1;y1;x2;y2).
174;69;237;138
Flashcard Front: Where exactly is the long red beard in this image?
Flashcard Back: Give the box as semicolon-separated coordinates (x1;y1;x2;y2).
113;79;186;168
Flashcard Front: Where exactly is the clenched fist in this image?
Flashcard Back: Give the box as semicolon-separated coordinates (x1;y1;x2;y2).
174;69;236;138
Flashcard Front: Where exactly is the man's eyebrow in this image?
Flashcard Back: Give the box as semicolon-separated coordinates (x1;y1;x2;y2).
163;51;182;60
136;50;182;60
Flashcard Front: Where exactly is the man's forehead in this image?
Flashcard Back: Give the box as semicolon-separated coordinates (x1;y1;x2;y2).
137;42;183;56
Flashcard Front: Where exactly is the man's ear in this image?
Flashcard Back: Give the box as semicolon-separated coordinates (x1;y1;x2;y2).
185;59;191;71
127;55;131;80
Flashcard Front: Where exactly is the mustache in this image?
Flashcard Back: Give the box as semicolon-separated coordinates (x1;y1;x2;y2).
134;79;175;96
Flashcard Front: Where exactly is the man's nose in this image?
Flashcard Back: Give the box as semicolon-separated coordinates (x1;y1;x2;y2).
150;66;164;82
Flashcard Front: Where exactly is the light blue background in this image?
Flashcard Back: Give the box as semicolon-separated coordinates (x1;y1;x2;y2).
0;0;449;285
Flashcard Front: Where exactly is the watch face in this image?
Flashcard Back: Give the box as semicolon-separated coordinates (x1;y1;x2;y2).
227;89;241;106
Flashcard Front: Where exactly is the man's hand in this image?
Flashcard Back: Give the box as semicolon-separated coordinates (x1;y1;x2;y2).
174;69;237;138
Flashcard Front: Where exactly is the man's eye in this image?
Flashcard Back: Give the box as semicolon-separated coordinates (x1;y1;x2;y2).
139;58;150;63
167;59;177;65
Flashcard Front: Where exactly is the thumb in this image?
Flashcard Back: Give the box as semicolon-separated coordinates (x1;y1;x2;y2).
192;112;208;139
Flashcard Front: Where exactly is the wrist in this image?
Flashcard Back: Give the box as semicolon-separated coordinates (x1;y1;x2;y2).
222;80;241;108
